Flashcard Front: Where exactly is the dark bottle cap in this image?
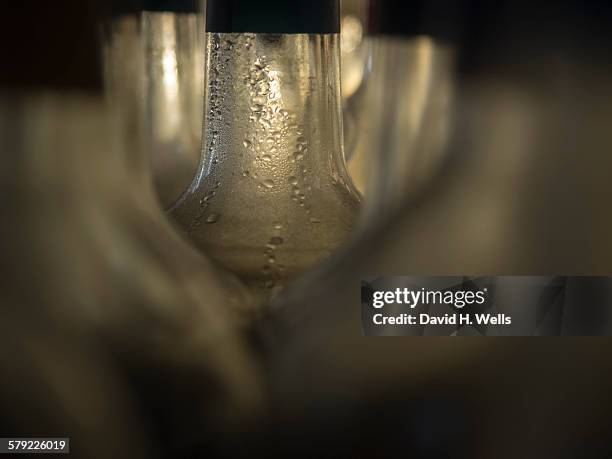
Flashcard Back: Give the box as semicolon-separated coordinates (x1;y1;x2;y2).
368;0;466;42
207;0;340;34
1;1;104;92
111;0;200;15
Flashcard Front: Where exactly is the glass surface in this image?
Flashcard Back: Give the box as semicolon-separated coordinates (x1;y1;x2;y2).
105;12;204;210
347;36;456;223
142;12;205;209
170;33;361;295
0;89;262;431
340;0;369;161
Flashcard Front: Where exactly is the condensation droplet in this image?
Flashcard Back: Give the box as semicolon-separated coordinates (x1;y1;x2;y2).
262;154;272;162
206;213;220;224
263;179;275;189
288;176;298;186
270;237;284;246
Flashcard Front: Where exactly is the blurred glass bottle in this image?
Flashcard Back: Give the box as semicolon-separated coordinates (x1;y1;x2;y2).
261;0;612;434
0;4;149;456
341;0;368;100
340;0;369;157
348;0;462;224
108;0;205;209
1;0;262;450
170;0;361;296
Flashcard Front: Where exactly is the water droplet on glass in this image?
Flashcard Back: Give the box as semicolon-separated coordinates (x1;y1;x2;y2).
242;170;250;177
263;179;275;189
288;176;298;186
262;154;272;162
206;213;220;224
310;217;322;224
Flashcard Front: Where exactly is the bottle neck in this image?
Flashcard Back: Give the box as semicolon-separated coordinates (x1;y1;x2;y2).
105;12;202;212
191;33;350;192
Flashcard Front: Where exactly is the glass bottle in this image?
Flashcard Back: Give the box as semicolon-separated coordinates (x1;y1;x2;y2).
261;3;612;447
170;0;361;296
2;1;262;453
0;4;148;456
108;0;205;209
347;0;461;225
340;0;369;158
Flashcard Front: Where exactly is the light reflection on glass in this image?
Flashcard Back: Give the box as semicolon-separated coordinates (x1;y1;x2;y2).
346;35;456;224
142;12;205;209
